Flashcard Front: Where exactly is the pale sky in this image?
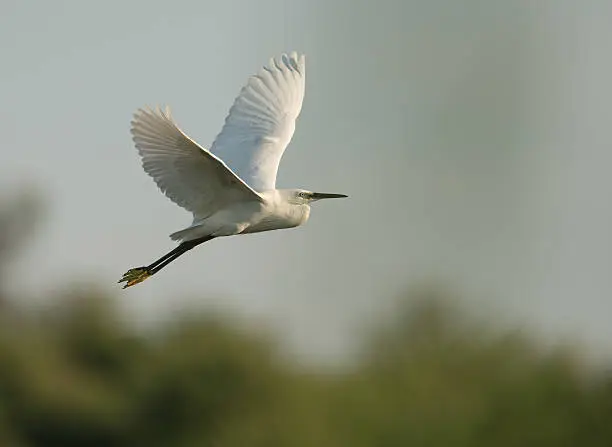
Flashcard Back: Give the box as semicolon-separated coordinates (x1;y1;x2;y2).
1;0;611;366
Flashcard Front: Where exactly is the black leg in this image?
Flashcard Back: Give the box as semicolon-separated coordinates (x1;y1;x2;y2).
145;244;187;270
149;239;199;274
119;235;215;288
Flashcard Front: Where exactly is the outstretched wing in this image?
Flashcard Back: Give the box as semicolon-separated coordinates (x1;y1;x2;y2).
131;107;264;218
210;52;306;192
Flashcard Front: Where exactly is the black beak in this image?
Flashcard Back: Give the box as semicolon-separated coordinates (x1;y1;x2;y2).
311;192;348;200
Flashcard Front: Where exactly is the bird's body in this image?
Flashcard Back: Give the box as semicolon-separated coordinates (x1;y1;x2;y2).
119;52;346;288
170;189;311;241
235;189;312;234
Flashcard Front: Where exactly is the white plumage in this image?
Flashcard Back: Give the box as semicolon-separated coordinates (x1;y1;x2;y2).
210;52;306;192
120;52;346;288
131;107;264;217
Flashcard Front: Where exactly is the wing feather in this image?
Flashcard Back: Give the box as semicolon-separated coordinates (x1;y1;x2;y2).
210;52;306;192
131;106;263;218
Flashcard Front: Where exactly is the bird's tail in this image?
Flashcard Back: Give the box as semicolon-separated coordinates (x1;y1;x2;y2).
169;224;208;242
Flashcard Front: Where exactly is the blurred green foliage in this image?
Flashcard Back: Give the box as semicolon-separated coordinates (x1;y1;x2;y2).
0;292;608;447
1;193;611;446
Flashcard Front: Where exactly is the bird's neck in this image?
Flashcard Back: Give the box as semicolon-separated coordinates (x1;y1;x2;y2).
288;203;311;226
269;190;311;227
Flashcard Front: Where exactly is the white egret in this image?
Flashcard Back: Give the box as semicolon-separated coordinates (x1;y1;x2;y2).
119;52;347;288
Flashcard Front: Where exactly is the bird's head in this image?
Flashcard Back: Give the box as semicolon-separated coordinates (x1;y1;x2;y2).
287;189;348;205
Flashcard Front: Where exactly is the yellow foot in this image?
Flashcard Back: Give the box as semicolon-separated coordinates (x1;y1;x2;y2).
118;267;152;289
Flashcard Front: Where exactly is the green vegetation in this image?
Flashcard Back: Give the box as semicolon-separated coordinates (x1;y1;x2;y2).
0;292;608;446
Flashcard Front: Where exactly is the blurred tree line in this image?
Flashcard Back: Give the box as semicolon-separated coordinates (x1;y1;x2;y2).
0;190;611;447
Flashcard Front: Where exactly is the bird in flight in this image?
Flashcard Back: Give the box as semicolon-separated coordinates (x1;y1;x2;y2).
119;52;347;288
